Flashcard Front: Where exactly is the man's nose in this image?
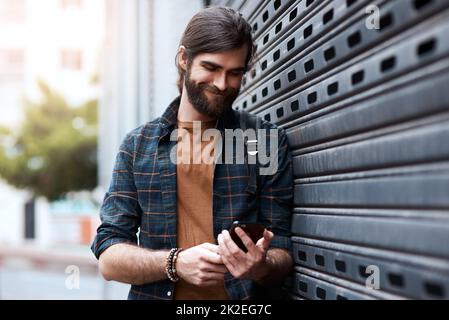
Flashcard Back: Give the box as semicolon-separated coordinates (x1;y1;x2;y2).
213;73;228;92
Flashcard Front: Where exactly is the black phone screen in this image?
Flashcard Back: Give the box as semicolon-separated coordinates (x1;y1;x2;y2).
229;222;265;253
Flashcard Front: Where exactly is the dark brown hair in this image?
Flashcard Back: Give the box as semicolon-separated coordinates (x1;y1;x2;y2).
175;6;256;94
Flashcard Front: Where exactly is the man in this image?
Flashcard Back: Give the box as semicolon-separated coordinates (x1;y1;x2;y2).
91;6;294;300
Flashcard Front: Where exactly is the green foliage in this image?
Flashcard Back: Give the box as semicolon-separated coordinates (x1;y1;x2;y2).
0;80;98;200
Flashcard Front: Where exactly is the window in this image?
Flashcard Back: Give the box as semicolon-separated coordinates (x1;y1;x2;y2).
0;0;26;22
60;0;82;10
0;49;25;75
6;49;24;65
60;50;82;70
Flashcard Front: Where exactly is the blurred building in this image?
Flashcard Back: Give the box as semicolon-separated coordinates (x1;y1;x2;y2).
0;0;205;248
98;0;203;190
0;0;105;128
0;0;105;246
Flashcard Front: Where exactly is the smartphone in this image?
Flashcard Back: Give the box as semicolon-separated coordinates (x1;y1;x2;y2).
229;221;266;253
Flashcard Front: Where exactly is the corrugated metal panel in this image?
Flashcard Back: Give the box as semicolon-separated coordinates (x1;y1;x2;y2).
209;0;449;299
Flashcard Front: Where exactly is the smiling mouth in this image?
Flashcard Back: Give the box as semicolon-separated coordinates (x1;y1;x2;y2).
204;88;225;96
205;93;223;101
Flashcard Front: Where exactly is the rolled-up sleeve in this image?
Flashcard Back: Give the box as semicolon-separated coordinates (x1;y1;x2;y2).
259;126;294;253
91;131;142;259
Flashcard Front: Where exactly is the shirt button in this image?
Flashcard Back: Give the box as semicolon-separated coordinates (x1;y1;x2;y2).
167;291;172;297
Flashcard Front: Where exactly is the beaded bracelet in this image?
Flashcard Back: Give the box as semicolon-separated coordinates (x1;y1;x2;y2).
165;248;177;282
172;248;183;280
165;248;183;282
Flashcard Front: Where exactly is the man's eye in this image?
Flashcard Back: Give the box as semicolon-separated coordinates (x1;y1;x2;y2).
204;66;216;71
230;71;244;76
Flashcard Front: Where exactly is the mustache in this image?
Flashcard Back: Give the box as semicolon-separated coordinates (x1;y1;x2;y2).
199;83;238;96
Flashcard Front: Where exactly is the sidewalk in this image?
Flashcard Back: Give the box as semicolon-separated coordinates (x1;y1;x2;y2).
0;244;129;300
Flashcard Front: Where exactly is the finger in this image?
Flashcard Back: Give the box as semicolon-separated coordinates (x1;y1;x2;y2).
218;233;238;268
201;242;220;253
264;229;274;241
256;229;274;251
218;246;237;275
222;230;245;258
204;263;228;274
202;249;224;265
234;227;257;253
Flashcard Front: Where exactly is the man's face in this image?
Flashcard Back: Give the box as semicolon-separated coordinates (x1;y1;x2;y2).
183;45;247;118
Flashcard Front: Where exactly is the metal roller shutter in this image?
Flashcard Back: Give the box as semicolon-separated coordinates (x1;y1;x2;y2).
209;0;449;300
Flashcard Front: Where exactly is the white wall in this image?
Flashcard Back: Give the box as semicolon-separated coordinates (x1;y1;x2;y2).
152;0;203;116
98;0;203;189
0;180;28;245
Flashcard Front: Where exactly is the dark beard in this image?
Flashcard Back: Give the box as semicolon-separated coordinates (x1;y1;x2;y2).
184;67;240;118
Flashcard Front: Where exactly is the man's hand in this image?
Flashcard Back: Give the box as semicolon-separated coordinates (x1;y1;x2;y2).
176;243;229;287
217;227;274;281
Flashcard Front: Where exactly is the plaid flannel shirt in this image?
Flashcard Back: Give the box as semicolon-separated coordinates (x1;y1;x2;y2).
91;96;294;300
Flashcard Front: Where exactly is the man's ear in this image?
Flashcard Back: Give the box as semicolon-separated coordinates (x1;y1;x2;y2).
178;45;188;71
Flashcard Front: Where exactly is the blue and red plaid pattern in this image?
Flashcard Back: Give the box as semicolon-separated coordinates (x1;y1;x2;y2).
91;96;294;300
